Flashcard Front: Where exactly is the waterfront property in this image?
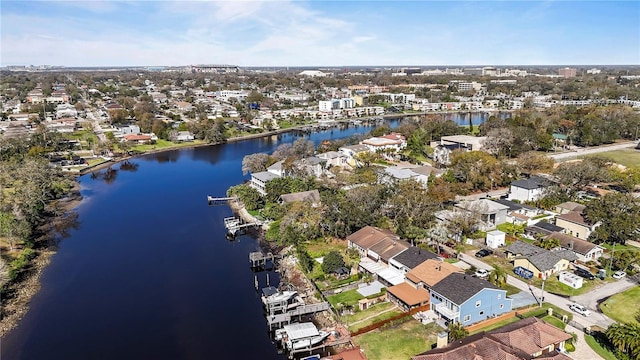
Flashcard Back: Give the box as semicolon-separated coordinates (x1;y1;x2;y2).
429;273;512;326
250;171;280;195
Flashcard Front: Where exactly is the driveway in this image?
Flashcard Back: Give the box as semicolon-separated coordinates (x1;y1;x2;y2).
565;324;603;360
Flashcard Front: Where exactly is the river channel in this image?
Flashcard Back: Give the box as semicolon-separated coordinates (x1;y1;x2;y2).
1;113;503;359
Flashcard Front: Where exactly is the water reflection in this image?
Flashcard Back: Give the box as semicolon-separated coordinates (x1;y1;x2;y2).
119;160;139;172
90;166;118;184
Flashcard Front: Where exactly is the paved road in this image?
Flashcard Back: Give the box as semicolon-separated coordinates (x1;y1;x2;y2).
549;141;638;161
456;188;510;202
459;254;615;329
571;277;638;312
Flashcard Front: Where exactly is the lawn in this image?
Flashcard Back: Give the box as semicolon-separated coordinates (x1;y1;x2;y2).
348;308;404;333
584;334;618;360
343;302;395;324
582;148;640;168
327;289;364;308
529;272;601;297
599;285;640;324
353;320;439;360
132;139;205;152
541;315;566;329
306;239;348;258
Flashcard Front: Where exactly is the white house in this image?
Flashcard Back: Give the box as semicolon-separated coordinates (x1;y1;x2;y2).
360;133;407;154
249;171;280;196
508;176;551;202
431;135;487;165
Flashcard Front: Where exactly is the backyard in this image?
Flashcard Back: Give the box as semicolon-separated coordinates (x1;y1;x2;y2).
353;319;439;360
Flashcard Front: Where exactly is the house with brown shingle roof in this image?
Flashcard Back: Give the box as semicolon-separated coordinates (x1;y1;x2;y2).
386;282;431;312
555;201;586;214
412;317;572;360
405;259;463;290
555;211;599;240
547;232;604;262
346;226;400;259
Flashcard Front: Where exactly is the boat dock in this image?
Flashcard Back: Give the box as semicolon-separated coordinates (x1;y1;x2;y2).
249;251;281;268
207;195;238;205
224;216;261;236
267;302;332;330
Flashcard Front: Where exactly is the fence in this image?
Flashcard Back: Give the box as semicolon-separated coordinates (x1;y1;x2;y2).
463;311;517;333
350;304;431;337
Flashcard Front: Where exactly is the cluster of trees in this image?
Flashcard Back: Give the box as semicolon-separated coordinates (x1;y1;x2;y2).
604;311;640;360
0;131;76;289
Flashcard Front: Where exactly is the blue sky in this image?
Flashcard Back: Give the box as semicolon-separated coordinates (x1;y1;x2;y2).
1;1;639;66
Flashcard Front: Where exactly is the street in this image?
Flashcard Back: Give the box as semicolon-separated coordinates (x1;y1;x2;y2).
548;141;638;161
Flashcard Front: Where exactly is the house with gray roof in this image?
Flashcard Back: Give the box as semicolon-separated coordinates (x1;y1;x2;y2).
508;176;551;202
513;249;577;280
249;171;281;196
455;199;509;231
504;240;546;259
278;190;321;207
547;232;604;262
430;273;512;326
525;221;565;239
389;246;440;274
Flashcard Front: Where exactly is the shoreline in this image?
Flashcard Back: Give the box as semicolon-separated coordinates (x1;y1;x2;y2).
77;109;505;177
0;182;84;337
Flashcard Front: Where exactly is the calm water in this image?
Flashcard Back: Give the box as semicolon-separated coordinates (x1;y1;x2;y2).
1;121;399;360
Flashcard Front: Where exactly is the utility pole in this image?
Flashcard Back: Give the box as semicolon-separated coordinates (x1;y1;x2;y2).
540;274;546;308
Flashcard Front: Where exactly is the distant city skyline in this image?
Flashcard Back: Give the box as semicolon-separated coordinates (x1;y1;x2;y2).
2;1;639;67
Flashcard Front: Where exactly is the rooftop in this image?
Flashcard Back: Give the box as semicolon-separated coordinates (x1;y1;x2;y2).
430;273;501;305
405;259;463;288
392;246;439;269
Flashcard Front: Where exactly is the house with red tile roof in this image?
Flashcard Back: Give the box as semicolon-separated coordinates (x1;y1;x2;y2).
412;317;572;360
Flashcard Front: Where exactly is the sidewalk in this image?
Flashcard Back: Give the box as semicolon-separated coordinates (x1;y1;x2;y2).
565;324;603;360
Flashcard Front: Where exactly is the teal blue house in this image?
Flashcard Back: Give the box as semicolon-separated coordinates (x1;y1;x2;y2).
430;273;512;326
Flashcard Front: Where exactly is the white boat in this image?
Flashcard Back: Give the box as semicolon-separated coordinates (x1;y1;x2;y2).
276;322;330;351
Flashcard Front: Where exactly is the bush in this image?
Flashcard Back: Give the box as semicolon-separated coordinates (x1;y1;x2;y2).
321;250;346;274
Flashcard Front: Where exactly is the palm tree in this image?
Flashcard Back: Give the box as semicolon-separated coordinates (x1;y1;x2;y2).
488;265;508;288
606;322;640;359
447;321;469;342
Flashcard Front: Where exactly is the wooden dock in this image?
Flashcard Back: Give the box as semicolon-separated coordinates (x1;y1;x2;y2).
224;216;261;236
249;251;282;268
267;302;332;330
207;195;238;205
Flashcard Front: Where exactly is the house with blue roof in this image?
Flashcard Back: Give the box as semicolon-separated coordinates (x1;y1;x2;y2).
430;273;512;326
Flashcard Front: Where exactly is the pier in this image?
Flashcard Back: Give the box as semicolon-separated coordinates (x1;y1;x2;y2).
267;302;332;330
249;251;282;268
207;195;238;205
224;216;261;236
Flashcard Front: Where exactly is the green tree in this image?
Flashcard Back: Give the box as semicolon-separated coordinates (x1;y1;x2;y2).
321;250;346;274
535;236;561;250
606;322;640;360
227;184;263;211
488;265;508;288
585;192;640;245
447;321;469;343
296;247;314;273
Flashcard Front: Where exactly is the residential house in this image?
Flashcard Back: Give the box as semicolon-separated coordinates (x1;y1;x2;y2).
525;221;565;239
249;171;280;196
555;211;599;240
492;198;541;225
56;103;78;118
430;273;512;325
176;101;193;112
316;151;347;168
346;226;401;259
360;133;407;154
389;246;440;274
506;241;578;279
431;135;487;165
455;199;509;231
555;201;586;215
381;165;443;187
508;176;551;202
278;190;321;207
173;131;195;142
547;232;604;263
387;258;461;312
412;317;572;360
405;259;463;291
297;156;327;177
338;144;370;167
123;133;156;144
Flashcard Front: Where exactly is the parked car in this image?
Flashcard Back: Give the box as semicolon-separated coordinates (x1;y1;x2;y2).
613;271;627;279
475;269;490;278
575;268;595;280
569;303;591;317
475;249;493;258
